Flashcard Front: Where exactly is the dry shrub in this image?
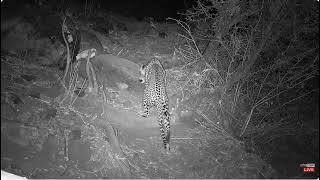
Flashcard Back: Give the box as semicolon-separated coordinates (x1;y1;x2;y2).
168;0;319;168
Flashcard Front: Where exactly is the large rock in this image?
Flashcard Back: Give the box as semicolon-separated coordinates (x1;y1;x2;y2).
74;54;163;128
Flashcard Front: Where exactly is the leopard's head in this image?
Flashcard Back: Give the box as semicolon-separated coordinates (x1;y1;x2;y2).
139;64;146;83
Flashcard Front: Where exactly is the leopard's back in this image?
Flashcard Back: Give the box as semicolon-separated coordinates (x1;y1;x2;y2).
144;62;168;104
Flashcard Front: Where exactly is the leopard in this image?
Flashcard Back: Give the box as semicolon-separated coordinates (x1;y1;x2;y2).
139;58;171;151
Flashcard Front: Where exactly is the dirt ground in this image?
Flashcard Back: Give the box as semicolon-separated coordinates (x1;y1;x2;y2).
1;8;278;179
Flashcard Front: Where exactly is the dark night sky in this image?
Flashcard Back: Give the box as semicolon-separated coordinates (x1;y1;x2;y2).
1;0;193;20
99;0;189;19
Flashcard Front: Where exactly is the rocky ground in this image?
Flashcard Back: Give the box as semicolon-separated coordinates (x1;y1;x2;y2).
1;10;276;178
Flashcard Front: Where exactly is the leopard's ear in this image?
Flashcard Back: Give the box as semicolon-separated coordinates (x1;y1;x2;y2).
137;62;145;69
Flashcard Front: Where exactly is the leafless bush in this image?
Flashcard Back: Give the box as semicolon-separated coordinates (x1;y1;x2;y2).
170;0;319;155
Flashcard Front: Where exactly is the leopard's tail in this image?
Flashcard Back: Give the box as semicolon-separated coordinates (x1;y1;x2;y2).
158;106;171;151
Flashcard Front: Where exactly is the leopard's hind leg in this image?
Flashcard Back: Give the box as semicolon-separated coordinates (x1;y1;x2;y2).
141;94;150;118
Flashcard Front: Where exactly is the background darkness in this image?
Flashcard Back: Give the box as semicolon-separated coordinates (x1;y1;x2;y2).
99;0;189;20
1;0;319;179
1;0;193;20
